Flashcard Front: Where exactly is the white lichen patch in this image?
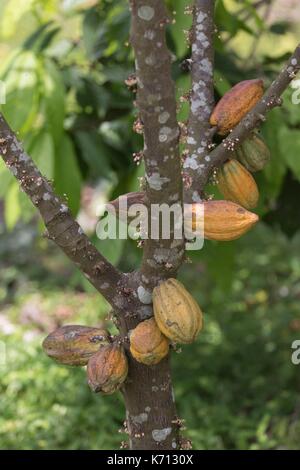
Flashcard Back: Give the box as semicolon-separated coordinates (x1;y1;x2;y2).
192;191;202;203
197;12;207;24
42;192;52;201
138;6;155;21
159;126;178;143
100;283;110;290
146;172;170;191
144;29;155;40
137;285;153;304
60;204;68;213
132;413;148;425
19;152;29;162
145;54;155;66
187;136;196;145
158;111;170;124
199;58;213;75
183;155;198;170
152;428;172;442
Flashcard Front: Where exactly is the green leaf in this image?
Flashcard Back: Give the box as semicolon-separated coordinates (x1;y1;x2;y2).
40;59;65;146
0;51;40;135
4;182;21;230
54;134;82;215
167;0;192;58
0;159;14;198
279;127;300;181
261;109;287;199
27;131;55;179
1;0;34;38
74;130;113;179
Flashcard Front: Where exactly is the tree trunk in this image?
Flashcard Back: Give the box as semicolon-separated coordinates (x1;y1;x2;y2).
123;355;178;450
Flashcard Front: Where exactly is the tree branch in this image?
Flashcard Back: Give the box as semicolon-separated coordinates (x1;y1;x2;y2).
184;0;215;202
0;114;135;312
129;1;185;289
196;43;300;190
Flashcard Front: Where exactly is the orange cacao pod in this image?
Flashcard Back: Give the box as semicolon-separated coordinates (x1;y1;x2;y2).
87;343;128;394
199;200;259;241
153;279;203;344
42;325;110;366
217;159;259;209
130;318;169;365
210;79;264;135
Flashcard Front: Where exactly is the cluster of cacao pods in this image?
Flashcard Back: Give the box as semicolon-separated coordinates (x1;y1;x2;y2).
43;325;128;395
129;278;203;365
208;78;272;236
42;278;203;387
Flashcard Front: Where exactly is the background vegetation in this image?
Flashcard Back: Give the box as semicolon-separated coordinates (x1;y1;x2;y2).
0;0;300;449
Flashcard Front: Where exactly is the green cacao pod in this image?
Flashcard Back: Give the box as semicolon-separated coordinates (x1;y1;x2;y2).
42;325;110;366
153;278;203;344
235;132;270;172
87;343;128;394
217;159;259;209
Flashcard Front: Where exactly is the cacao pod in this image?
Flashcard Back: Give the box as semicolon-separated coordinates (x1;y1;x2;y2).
87;343;128;394
130;318;169;365
200;200;259;241
153;278;203;344
235;132;271;172
107;192;146;221
210;79;264;135
217;159;259;209
42;325;110;366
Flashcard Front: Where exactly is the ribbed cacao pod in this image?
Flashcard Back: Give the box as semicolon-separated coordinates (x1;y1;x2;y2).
210;79;264;135
217;159;259;209
235;132;271;172
199;200;259;241
153;278;203;344
87;343;128;394
42;325;110;366
130;318;169;365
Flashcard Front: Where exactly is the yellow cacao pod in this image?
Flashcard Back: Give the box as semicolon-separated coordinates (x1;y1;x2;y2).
210;79;264;135
236;132;271;172
87;343;128;394
130;318;169;365
42;325;110;366
217;159;259;209
153;279;203;344
200;200;259;241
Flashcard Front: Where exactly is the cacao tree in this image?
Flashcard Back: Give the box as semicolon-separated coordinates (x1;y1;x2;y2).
1;0;300;450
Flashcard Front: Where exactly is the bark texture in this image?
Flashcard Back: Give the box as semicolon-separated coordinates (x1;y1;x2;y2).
1;0;300;451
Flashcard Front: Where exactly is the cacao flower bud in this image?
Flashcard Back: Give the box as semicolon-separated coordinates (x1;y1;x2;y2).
210;79;264;135
153;278;203;344
130;318;169;365
217;159;259;209
42;325;110;366
87;343;128;394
